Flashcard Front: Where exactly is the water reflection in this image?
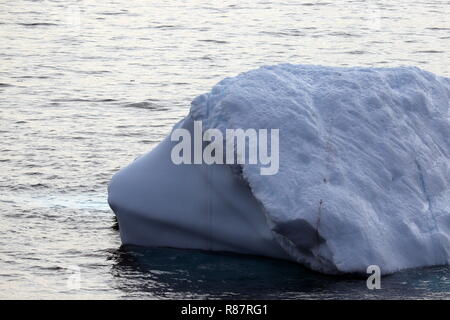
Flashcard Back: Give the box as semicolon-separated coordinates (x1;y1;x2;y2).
108;245;450;299
109;245;364;299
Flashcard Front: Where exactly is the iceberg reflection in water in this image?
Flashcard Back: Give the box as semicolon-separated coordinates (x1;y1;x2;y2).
109;246;450;299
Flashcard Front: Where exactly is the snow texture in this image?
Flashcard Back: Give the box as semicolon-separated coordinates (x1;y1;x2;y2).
189;64;450;274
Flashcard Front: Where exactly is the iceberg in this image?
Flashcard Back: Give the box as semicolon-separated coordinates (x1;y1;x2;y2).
108;64;450;274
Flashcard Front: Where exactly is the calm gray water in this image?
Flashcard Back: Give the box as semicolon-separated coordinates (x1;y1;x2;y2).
0;0;449;299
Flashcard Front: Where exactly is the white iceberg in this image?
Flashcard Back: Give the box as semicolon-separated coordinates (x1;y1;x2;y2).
108;64;450;274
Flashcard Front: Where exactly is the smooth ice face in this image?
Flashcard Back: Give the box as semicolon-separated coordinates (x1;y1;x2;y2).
189;64;450;274
109;64;450;275
108;116;291;261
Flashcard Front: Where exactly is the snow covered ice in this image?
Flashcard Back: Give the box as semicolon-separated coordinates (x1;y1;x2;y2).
109;64;450;274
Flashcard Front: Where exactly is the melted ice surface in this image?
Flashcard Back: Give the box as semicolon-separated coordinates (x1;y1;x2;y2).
190;64;450;274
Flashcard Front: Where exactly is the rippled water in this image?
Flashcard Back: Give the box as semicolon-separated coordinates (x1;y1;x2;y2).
0;0;449;299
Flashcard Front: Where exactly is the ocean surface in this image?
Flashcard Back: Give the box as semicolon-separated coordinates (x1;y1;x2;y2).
0;0;449;299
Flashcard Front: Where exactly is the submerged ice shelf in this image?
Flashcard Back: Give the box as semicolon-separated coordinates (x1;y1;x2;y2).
108;64;450;274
